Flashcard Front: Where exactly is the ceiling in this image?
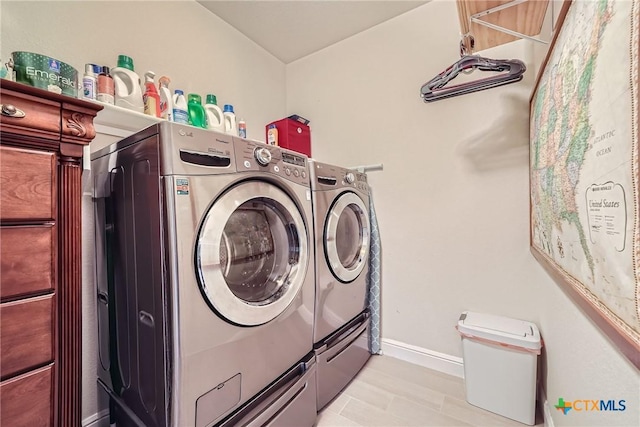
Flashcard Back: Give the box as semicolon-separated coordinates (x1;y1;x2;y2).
197;1;429;64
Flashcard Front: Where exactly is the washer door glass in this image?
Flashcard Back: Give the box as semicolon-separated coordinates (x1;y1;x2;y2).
324;192;370;283
196;181;308;326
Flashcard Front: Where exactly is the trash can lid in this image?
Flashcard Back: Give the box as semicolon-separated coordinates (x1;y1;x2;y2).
457;311;542;351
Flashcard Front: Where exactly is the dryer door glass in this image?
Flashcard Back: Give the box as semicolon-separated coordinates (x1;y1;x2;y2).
335;207;362;269
196;181;309;326
325;192;370;283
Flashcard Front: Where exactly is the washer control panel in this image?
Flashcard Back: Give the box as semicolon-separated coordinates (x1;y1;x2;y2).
234;137;309;187
254;146;272;166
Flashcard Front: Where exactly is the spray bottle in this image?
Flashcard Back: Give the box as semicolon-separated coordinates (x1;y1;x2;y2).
158;76;173;121
143;71;161;117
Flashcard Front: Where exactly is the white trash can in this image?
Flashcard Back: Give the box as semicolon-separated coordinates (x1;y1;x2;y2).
457;311;542;425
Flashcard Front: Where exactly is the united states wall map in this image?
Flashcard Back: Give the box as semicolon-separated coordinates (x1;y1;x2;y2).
530;0;640;349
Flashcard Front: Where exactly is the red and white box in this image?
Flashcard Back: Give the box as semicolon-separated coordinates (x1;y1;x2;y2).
266;115;311;157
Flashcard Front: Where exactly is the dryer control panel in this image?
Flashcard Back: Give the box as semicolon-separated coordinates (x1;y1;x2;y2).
310;161;368;194
233;138;310;187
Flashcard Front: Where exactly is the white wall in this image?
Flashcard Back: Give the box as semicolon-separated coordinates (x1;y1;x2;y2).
1;1;286;423
0;0;285;141
3;1;638;426
286;1;639;426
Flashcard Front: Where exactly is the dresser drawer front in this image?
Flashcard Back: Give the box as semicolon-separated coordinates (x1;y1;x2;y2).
0;225;55;300
0;89;61;139
0;146;56;221
0;364;54;427
0;294;54;379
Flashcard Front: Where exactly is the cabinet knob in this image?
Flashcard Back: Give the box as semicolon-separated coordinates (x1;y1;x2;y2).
1;103;26;118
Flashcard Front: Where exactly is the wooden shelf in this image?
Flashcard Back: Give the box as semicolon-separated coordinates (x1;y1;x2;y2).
456;0;549;53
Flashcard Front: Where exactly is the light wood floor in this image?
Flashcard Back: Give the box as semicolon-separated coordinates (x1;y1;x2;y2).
315;355;542;427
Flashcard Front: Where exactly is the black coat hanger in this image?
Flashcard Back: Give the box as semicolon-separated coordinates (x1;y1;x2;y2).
420;55;526;103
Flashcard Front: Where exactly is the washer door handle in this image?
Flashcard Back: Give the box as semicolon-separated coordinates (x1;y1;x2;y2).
139;311;155;327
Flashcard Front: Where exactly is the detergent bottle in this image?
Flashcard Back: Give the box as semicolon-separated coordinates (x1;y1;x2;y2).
111;55;143;112
143;71;161;117
223;104;237;136
172;90;189;124
158;76;172;121
204;94;224;132
187;93;206;128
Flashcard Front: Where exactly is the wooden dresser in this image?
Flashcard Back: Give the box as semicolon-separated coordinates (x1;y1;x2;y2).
0;80;102;426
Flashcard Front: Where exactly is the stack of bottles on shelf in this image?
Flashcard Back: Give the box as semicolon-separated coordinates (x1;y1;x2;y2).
82;54;245;136
83;63;115;105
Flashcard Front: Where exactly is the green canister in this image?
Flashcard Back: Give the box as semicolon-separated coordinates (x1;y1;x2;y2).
11;51;78;97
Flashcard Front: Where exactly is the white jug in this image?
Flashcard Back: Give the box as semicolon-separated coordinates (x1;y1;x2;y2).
223;104;237;136
111;55;143;112
205;94;224;132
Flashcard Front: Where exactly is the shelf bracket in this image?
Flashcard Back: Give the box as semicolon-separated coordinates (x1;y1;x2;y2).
469;0;549;46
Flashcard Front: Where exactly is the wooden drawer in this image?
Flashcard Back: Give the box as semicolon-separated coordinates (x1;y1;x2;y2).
0;89;61;140
0;225;55;300
0;364;54;427
0;146;56;221
0;294;54;379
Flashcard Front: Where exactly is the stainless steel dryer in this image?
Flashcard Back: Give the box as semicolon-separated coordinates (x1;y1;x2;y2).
309;160;372;410
92;122;316;427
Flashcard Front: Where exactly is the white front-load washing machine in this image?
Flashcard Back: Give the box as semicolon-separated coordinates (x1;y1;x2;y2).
92;122;316;426
309;160;372;410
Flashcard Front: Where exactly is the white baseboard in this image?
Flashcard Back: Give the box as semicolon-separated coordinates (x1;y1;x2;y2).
381;338;464;378
82;409;110;427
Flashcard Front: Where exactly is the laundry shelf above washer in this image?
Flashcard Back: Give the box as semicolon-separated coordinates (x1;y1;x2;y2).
88;100;161;139
456;0;549;53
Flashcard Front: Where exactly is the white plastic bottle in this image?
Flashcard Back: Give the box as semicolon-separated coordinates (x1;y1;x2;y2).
111;55;143;112
172;90;189;124
158;76;173;121
96;66;115;105
238;119;246;138
223;104;237;136
82;63;97;100
267;124;278;146
204;94;224;132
